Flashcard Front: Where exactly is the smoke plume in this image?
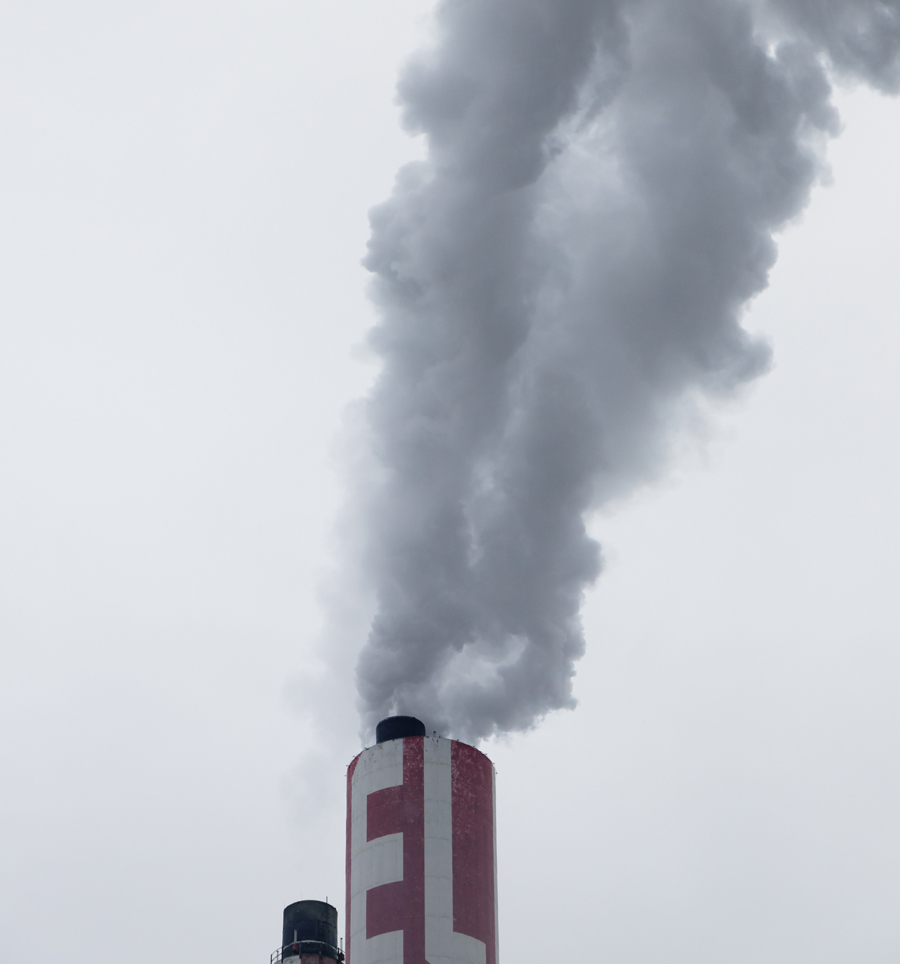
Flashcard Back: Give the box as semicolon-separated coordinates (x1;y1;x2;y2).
350;0;900;742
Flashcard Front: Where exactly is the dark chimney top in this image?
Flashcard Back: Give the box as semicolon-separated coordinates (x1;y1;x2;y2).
376;716;426;744
281;900;341;962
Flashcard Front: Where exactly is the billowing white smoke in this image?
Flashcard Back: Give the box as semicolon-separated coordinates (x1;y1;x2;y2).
351;0;900;742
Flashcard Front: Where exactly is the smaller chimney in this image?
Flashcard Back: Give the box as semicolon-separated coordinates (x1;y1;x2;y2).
272;900;344;964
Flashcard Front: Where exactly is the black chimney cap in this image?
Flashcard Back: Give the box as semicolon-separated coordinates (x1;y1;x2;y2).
376;716;426;743
282;900;339;959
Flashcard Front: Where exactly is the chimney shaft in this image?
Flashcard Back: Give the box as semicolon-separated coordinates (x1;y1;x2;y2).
345;717;498;964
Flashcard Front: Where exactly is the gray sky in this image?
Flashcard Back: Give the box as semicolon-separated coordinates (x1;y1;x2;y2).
1;2;899;963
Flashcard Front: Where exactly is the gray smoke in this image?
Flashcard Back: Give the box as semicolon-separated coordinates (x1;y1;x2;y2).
351;0;900;743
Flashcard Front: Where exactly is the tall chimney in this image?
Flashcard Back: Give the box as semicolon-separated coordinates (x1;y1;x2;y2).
345;717;498;964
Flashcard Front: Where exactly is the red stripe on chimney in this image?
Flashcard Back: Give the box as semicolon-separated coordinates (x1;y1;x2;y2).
451;742;496;964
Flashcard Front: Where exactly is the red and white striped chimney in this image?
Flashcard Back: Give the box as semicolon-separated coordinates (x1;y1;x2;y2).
345;717;498;964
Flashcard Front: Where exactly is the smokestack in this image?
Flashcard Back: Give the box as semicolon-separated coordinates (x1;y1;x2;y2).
274;900;344;964
346;716;498;964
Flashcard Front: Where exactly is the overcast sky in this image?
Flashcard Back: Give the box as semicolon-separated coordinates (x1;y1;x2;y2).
1;2;899;963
